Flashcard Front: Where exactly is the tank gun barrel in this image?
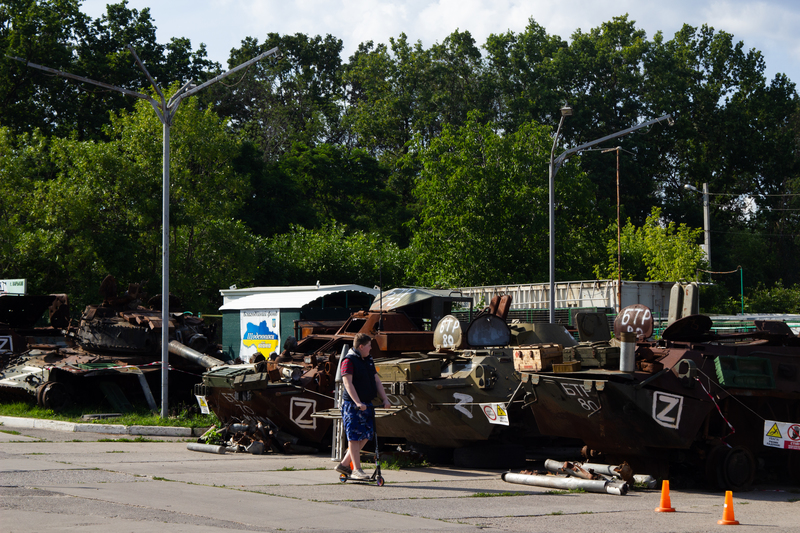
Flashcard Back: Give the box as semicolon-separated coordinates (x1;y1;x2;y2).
168;341;224;368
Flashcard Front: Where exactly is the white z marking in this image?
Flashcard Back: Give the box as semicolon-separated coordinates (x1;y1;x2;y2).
652;392;683;429
453;392;473;419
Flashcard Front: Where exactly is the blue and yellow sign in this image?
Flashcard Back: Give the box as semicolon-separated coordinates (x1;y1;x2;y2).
240;310;280;362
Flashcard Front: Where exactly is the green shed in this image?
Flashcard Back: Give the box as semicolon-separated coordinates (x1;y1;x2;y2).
218;284;379;362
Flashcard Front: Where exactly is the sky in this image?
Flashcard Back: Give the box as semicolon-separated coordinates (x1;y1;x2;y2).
79;0;800;86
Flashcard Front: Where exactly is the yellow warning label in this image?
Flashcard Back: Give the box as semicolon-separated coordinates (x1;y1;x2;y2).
497;406;507;416
766;423;782;438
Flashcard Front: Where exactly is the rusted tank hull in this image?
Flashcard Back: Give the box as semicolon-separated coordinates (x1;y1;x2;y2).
202;382;334;445
526;372;713;454
523;330;800;489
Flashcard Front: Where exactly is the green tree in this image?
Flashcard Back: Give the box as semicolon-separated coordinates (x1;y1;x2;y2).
1;0;217;140
407;113;599;287
3;90;258;312
211;32;345;160
745;281;800;313
257;223;408;289
482;19;566;131
594;207;707;282
1;0;88;136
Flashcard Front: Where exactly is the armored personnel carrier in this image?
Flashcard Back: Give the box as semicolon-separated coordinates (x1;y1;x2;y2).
521;305;800;490
356;295;581;467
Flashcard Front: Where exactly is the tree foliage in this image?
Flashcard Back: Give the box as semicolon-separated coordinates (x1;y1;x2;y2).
595;207;708;282
257;223;409;289
3;6;799;314
3;89;258;311
408;113;599;287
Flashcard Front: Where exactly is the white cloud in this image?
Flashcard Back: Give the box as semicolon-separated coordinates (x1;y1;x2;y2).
77;0;799;82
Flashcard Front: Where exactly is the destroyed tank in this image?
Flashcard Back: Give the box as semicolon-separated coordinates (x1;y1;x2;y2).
0;276;224;411
196;288;474;448
521;304;800;490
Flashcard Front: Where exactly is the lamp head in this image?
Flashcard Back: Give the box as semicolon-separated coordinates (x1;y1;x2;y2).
684;184;698;192
560;105;573;117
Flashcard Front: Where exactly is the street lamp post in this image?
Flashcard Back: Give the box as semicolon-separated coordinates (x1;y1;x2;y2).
548;105;572;324
684;183;711;267
601;146;623;313
547;113;674;323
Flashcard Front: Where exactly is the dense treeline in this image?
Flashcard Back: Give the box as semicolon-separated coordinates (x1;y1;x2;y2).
2;0;799;314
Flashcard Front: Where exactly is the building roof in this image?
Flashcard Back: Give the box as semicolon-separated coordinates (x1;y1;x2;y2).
219;284;379;311
369;287;473;312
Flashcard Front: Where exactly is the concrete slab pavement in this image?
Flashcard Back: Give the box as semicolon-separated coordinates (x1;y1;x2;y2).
1;422;798;532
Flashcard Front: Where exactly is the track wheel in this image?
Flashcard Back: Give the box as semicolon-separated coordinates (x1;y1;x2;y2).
38;381;71;411
376;476;385;487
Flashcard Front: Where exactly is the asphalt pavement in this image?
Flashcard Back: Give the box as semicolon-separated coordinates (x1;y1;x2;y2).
1;416;798;532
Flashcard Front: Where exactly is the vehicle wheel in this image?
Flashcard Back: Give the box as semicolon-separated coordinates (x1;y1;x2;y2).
39;381;71;411
376;476;385;487
339;474;347;483
721;446;756;492
36;382;48;407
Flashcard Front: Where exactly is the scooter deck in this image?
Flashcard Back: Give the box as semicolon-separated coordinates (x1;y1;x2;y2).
339;471;384;486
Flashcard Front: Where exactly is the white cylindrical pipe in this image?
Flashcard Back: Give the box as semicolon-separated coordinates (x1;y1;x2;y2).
502;472;628;495
619;331;636;372
187;443;226;454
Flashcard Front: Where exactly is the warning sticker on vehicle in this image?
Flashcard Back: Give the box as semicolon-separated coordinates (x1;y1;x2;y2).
480;403;509;426
195;395;210;415
764;420;800;450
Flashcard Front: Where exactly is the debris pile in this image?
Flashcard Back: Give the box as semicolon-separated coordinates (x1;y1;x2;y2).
194;417;318;455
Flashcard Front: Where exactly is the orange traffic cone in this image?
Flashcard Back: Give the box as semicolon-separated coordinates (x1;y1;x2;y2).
655;480;676;512
718;491;739;525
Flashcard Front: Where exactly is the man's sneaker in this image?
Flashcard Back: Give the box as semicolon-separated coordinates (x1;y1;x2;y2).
350;469;370;481
335;463;352;476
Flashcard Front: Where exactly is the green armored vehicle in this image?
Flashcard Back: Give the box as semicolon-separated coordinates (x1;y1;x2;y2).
364;295;580;467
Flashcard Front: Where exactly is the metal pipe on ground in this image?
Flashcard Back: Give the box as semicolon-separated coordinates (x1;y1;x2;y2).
543;459;596;479
168;341;225;368
501;472;629;495
577;462;656;487
187;443;227;454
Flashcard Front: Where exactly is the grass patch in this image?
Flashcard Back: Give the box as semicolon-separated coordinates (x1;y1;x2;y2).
280;466;296;471
469;492;527;498
0;401;218;428
0;429;21;435
545;488;587;495
549;511;564;516
106;450;127;453
97;436;162;443
368;455;431;471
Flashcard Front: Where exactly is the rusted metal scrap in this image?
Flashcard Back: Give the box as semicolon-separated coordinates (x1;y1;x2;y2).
0;276;225;411
196;417;319;455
